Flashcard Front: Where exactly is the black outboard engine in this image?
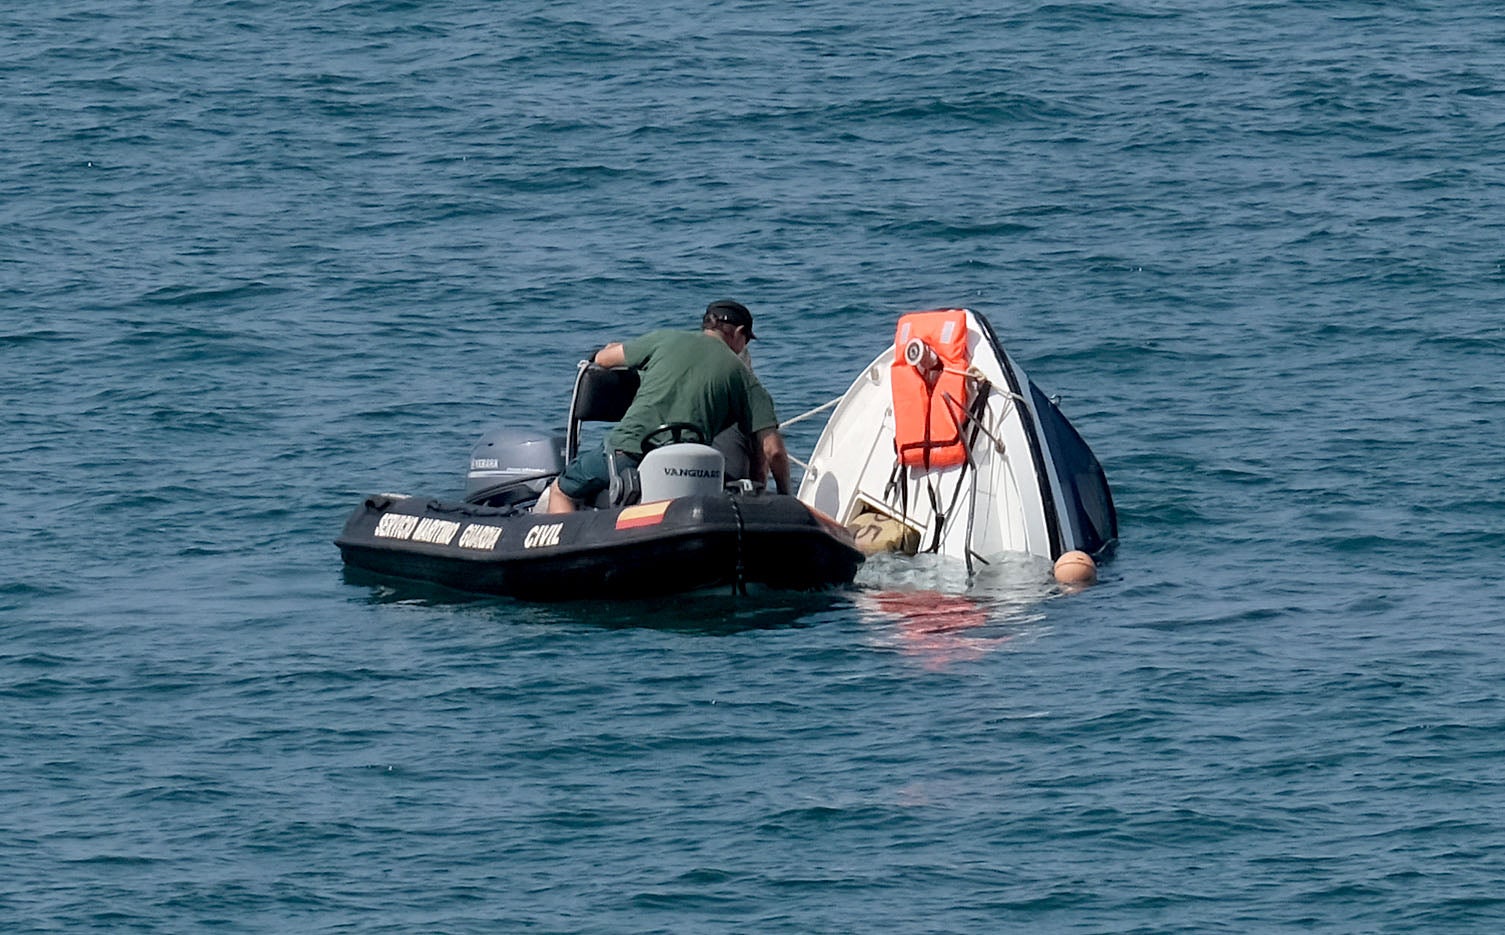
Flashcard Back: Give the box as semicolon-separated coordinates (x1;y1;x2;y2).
465;428;565;509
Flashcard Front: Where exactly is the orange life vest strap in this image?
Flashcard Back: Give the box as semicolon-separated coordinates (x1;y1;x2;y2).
891;309;972;469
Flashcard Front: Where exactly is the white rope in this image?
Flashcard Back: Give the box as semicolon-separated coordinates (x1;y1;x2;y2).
779;395;842;430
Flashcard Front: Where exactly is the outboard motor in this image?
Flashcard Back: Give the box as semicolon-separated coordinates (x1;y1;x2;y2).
465;428;565;509
638;444;725;502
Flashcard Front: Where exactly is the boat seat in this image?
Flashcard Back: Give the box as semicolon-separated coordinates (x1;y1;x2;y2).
567;363;743;504
566;363;645;509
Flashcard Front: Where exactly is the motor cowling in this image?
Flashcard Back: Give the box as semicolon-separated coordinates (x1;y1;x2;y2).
465;428;565;507
638;444;725;502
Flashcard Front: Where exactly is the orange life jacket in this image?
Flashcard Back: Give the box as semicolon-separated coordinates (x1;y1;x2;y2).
891;309;972;469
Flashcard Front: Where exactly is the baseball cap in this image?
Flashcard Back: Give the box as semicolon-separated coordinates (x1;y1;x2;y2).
705;299;756;340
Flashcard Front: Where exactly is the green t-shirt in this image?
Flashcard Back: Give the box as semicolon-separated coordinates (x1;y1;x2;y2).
607;330;777;454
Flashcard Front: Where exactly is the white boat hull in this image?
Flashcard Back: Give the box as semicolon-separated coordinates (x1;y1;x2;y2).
796;309;1116;567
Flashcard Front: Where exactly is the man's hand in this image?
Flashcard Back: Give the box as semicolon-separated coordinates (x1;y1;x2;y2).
593;343;627;368
756;428;792;495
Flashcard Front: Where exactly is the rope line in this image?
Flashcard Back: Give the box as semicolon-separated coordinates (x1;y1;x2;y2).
779;395;842;429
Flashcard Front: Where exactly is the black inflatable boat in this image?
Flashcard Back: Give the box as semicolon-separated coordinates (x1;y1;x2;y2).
336;362;864;600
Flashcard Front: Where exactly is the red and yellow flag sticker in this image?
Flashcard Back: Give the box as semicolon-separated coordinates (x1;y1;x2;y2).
615;500;671;530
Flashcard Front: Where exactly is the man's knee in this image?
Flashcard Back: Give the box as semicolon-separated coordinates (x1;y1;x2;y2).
556;447;612;506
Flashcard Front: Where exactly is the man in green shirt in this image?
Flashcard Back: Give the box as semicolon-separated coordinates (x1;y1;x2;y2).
544;300;791;513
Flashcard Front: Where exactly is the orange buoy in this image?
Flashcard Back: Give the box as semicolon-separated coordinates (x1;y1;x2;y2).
1053;550;1098;587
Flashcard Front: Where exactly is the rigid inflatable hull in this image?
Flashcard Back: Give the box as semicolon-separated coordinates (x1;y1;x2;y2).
336;493;863;600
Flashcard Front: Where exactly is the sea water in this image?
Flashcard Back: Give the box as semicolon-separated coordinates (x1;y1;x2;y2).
4;1;1505;931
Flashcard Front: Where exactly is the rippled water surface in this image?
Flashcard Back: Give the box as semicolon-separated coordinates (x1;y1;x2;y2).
5;1;1505;931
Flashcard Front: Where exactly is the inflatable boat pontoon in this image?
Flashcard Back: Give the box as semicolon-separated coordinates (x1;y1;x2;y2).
337;361;864;600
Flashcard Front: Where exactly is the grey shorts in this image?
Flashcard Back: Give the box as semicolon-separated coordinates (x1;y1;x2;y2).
557;444;642;503
556;444;613;502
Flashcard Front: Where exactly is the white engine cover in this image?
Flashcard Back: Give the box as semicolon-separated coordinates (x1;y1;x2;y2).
638;443;725;502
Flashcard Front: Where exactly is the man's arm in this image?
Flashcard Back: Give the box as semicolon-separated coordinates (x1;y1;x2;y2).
756;428;792;495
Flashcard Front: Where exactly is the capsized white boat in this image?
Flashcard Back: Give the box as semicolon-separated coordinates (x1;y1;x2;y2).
796;308;1117;570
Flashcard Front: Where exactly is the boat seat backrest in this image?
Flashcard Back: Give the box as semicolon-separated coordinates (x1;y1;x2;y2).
571;364;640;424
566;363;645;467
